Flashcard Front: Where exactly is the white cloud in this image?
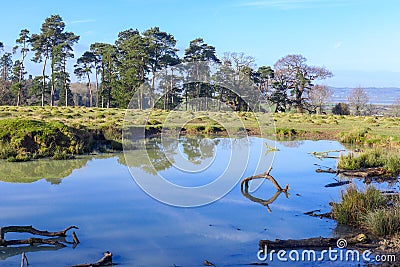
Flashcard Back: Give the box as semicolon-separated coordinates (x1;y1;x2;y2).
70;19;96;24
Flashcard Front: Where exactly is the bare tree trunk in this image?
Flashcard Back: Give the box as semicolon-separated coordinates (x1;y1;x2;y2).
63;55;68;107
50;58;55;107
163;68;168;110
41;53;48;107
87;73;92;107
170;68;174;109
95;67;99;107
17;59;25;106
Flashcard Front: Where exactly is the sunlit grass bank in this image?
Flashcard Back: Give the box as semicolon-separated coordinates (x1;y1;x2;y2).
0;106;400;160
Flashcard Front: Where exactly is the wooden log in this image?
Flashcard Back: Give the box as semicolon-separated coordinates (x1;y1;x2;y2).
69;251;113;267
259;234;377;250
0;225;78;240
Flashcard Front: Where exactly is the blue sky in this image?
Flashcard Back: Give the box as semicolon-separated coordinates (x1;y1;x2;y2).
1;0;399;87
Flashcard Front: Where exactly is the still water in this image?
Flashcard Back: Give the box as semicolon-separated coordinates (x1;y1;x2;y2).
0;137;398;266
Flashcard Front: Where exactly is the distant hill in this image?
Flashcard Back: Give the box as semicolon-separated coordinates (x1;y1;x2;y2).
330;87;400;105
69;82;399;107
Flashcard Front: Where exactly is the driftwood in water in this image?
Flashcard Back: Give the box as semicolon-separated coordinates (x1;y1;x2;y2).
303;210;333;219
0;225;78;240
259;234;378;250
70;251;113;267
0;225;78;248
309;150;345;160
241;167;289;192
316;166;388;178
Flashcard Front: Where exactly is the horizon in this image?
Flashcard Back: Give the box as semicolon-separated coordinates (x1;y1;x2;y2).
1;0;399;88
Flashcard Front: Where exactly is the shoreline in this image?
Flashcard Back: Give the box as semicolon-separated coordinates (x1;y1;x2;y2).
1;106;399;161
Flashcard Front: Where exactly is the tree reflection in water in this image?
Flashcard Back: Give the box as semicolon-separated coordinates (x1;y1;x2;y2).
121;136;219;174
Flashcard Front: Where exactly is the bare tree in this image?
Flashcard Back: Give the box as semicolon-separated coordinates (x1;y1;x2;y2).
347;87;369;115
391;98;400;117
308;84;333;114
274;54;332;113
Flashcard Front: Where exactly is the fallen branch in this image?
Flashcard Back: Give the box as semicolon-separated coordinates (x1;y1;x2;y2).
259;234;377;250
70;251;113;267
0;225;78;240
241;167;289;192
315;166;390;178
0;225;78;251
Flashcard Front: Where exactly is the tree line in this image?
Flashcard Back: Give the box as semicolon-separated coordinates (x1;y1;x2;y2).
3;13;386;114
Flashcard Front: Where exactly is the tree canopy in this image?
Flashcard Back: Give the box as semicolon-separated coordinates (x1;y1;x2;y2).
0;14;338;112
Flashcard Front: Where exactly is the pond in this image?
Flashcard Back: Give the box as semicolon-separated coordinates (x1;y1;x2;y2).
0;137;398;266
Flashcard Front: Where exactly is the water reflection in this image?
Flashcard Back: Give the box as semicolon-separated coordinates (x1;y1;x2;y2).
0;154;116;184
2;138;399;266
0;158;90;184
0;237;68;260
121;137;220;174
241;186;288;213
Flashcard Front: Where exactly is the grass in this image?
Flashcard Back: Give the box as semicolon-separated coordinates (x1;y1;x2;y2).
362;207;400;237
0;106;400;160
337;149;400;176
332;185;387;225
332;185;400;237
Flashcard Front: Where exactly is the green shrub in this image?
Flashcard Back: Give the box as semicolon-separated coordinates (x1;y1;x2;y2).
332;103;350;115
362;208;400;237
332;185;387;225
338;149;400;175
339;128;369;143
0;143;18;159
